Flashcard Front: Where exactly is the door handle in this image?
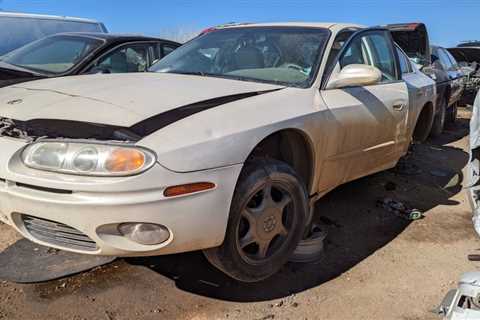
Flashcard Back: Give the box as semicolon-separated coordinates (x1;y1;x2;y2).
393;104;406;111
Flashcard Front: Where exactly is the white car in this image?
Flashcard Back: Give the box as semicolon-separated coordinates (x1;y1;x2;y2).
0;22;436;282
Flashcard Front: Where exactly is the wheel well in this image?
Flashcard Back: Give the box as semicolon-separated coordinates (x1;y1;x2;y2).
412;102;434;142
246;129;314;193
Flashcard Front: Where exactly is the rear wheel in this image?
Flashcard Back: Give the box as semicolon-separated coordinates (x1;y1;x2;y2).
446;101;458;124
204;159;308;282
430;96;447;137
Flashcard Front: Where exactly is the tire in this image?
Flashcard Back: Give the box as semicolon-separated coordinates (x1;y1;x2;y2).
430;96;447;137
203;158;308;282
446;102;458;124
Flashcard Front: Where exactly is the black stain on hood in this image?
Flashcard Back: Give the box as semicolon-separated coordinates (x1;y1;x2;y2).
129;88;283;137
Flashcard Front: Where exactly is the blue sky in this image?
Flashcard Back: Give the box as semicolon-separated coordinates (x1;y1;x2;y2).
1;0;479;47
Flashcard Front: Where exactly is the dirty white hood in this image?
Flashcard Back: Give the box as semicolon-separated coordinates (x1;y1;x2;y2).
0;72;283;127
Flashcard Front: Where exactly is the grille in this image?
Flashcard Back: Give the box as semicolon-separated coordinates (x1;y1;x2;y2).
22;215;97;251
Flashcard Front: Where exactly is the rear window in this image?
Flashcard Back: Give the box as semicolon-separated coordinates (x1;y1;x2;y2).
0;17;105;56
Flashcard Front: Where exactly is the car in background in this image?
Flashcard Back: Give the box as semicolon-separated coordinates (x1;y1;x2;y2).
385;23;437;141
0;33;180;87
387;23;464;136
0;12;107;56
458;41;480;48
448;46;480;105
427;45;465;134
0;22;436;282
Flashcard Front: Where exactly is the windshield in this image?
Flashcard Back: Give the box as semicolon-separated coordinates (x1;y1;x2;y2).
0;17;105;56
150;27;330;87
2;35;104;74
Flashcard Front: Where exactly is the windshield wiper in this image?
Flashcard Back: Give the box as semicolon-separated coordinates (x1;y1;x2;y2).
161;70;292;87
165;70;208;76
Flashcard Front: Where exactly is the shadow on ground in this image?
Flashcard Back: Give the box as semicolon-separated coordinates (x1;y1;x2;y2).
126;115;470;302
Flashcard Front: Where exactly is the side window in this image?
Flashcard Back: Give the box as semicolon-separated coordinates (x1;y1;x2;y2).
339;31;397;82
150;43;162;62
437;48;453;70
90;44;148;74
162;44;177;57
339;35;369;68
325;29;355;70
365;33;397;81
396;46;412;74
445;50;460;70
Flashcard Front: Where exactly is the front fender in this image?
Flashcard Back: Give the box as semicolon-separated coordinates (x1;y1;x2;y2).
137;88;320;172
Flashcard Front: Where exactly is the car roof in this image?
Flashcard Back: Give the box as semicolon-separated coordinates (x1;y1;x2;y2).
48;32;180;45
0;11;101;24
215;22;364;31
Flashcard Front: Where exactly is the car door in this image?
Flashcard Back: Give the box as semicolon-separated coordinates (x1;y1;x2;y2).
320;29;409;186
437;47;463;105
445;48;465;103
395;44;430;140
83;42;150;74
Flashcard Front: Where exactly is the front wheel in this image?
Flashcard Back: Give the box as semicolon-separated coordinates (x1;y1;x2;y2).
204;159;308;282
446;102;458;124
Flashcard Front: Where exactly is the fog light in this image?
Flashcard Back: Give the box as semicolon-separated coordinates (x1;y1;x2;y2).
118;223;170;245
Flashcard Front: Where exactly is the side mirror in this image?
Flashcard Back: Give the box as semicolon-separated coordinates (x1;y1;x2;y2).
327;64;382;89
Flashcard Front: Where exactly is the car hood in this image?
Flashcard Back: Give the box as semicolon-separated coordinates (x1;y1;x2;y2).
0;72;284;127
448;47;480;64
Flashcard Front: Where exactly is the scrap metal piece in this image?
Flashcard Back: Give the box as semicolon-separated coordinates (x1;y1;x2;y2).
0;239;116;283
376;198;423;220
437;272;480;319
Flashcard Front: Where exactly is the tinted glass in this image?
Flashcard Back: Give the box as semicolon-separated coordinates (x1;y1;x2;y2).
367;33;396;80
94;45;148;73
437;48;454;70
340;35;368;67
445;50;459;69
396;46;412;74
150;27;330;87
0;17;104;55
162;44;177;57
2;35;103;74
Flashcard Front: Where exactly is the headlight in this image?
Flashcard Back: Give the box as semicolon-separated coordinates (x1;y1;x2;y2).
21;141;156;176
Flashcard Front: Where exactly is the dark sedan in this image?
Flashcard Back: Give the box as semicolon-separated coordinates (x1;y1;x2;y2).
0;32;181;87
386;23;465;136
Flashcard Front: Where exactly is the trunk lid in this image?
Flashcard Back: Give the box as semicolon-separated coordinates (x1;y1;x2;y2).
385;23;431;68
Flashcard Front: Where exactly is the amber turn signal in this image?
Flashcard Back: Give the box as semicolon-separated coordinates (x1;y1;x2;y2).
105;148;146;173
164;182;215;197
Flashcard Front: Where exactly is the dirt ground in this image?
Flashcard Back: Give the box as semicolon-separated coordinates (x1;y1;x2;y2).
0;107;477;320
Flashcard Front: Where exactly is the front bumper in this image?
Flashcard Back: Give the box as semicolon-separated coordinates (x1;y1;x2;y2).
0;137;242;256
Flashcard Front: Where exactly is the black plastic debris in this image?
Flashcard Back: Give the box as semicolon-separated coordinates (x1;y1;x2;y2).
0;239;116;283
376;198;423;220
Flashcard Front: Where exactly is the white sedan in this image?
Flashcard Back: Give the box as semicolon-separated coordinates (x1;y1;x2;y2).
0;22;435;282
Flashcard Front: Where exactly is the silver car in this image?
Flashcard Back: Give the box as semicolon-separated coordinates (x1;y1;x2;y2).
0;22;436;282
